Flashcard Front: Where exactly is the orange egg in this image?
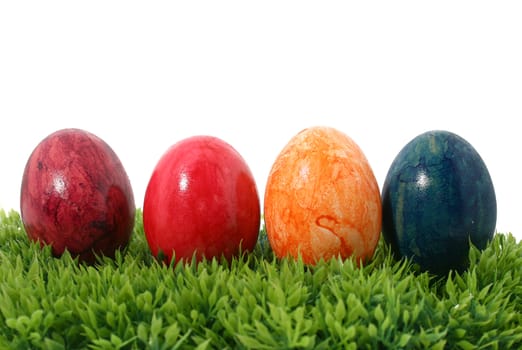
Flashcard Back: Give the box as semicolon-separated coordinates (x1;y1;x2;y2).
264;126;381;265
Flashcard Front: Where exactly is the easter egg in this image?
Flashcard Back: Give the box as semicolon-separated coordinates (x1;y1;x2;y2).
143;135;260;264
264;126;381;265
20;128;135;263
382;130;497;274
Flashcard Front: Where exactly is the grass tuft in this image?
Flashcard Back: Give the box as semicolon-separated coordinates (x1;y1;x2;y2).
1;209;521;349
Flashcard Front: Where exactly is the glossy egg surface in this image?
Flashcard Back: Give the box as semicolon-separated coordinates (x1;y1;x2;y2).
264;126;381;265
143;135;260;264
382;130;497;274
20;128;135;263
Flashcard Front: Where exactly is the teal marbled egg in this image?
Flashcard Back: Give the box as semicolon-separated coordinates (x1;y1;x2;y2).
382;130;497;274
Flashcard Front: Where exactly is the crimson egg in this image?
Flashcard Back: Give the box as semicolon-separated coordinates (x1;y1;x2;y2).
20;128;135;263
143;135;260;264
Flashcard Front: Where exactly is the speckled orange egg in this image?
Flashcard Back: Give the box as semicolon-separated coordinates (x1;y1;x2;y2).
264;126;381;265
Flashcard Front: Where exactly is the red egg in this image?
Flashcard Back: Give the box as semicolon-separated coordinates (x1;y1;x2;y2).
264;126;381;265
20;128;135;263
143;135;260;264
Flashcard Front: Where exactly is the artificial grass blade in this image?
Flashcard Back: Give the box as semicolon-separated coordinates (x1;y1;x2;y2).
0;209;521;349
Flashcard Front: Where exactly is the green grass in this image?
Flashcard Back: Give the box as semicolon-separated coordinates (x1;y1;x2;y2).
1;210;521;349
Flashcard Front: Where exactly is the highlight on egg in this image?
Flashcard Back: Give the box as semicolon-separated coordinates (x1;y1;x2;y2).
20;128;136;264
264;126;382;265
382;130;497;274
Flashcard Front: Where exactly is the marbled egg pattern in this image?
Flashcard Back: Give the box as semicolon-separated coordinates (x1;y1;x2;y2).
264;126;381;265
382;130;496;274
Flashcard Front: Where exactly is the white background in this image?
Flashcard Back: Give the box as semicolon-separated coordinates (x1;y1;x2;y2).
1;2;520;240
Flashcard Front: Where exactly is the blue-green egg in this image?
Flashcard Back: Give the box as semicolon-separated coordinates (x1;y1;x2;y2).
382;130;496;274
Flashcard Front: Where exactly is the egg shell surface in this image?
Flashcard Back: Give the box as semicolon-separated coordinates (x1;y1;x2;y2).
20;128;136;263
264;126;382;265
143;135;260;264
382;130;497;274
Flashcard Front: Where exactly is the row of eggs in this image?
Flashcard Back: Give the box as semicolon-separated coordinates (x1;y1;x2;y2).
19;127;496;274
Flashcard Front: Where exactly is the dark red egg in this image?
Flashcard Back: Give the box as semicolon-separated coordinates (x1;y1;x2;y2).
143;135;260;264
20;128;135;263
